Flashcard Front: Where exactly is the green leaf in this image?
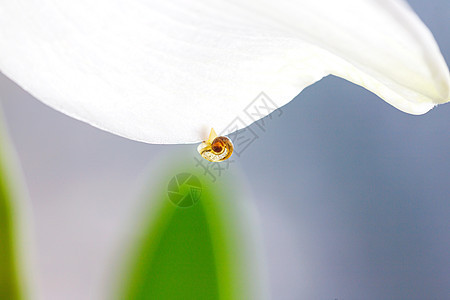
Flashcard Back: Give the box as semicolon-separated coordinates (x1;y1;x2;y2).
120;161;263;300
0;118;27;300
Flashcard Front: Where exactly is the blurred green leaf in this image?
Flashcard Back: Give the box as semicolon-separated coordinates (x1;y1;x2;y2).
0;121;25;299
121;166;257;300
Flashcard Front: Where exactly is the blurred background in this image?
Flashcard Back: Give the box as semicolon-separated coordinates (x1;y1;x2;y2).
0;0;449;299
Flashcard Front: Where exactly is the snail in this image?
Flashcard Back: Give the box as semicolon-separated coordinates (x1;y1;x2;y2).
197;128;233;162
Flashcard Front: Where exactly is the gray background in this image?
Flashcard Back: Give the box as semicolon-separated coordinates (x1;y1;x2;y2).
0;0;449;299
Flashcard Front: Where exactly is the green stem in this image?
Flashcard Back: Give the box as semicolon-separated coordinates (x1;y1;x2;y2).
0;113;27;300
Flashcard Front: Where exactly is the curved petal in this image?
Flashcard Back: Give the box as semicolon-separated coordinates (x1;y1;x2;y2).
0;0;448;143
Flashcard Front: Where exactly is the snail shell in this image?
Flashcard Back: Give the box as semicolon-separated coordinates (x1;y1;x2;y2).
197;128;233;162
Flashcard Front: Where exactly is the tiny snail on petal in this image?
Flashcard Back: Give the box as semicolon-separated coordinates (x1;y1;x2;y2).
197;128;233;162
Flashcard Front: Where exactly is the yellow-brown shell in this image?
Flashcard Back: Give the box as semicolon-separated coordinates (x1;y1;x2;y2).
197;129;233;162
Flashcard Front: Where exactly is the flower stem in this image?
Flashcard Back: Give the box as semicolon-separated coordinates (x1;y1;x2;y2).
0;112;28;300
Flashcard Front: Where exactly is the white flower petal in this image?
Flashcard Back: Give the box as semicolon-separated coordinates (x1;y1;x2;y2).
0;0;448;143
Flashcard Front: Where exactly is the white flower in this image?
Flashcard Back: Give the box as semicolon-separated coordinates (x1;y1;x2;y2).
0;0;448;144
